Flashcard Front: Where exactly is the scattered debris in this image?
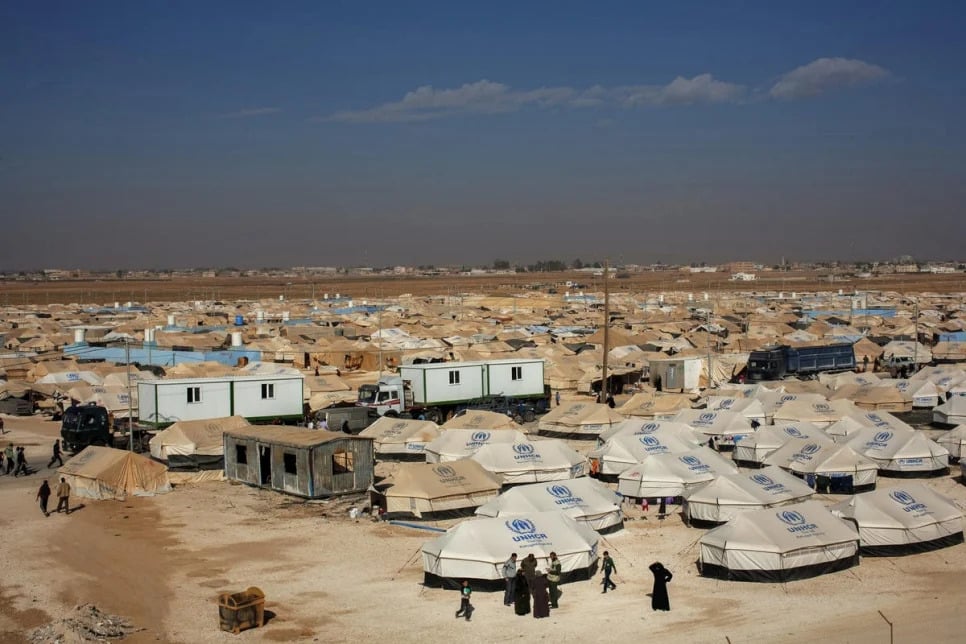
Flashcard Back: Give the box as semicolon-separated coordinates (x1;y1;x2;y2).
28;604;143;642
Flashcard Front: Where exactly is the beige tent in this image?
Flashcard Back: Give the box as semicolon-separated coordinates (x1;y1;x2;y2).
441;410;522;431
59;446;172;500
830;384;913;412
359;417;442;459
538;401;625;438
617;391;694;419
149;415;250;468
373;460;502;517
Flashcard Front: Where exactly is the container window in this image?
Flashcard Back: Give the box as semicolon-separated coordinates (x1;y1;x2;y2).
261;383;275;399
283;452;297;475
332;449;354;474
511;366;523;381
236;445;248;465
448;370;461;385
187;386;201;404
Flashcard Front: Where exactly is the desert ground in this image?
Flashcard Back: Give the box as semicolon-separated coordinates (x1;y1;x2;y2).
2;412;966;644
2;270;966;306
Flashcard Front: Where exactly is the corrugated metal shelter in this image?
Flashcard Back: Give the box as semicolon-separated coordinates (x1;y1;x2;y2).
223;426;374;498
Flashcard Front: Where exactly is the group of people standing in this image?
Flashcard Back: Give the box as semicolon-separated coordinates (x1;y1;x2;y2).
456;551;672;622
502;552;561;618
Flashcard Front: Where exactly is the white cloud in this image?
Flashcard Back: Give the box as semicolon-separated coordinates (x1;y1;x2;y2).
219;107;281;118
327;60;887;123
330;75;744;123
769;57;889;100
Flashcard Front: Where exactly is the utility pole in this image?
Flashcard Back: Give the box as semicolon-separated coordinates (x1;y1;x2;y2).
125;339;134;452
707;308;713;390
601;260;610;400
378;305;384;377
912;297;919;373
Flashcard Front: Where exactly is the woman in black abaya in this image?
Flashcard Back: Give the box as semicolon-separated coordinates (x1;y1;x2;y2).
649;561;672;611
514;570;531;616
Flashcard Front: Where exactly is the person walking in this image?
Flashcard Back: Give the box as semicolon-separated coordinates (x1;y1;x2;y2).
555;391;561;407
601;551;617;593
658;496;667;520
454;580;473;621
47;440;64;468
14;446;28;476
36;480;52;517
649;562;673;611
55;477;71;514
502;553;518;606
547;552;562;609
3;444;13;475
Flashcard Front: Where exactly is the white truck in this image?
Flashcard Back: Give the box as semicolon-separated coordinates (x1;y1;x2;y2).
356;359;548;424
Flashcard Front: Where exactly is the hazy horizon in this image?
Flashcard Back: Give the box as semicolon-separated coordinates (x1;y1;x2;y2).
2;2;964;271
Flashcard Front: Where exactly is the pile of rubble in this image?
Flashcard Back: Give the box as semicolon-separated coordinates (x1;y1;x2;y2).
28;604;142;643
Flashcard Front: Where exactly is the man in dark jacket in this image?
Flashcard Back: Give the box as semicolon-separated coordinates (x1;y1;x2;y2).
601;551;617;593
14;446;28;476
47;440;64;468
36;480;52;516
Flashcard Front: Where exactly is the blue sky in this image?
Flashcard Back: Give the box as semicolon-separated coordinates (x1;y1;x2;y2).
2;1;964;269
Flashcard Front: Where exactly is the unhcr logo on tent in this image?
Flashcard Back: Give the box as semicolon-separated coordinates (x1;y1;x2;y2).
781;395;797;402
868;413;889;427
777;510;819;534
694;412;717;427
434;465;465;484
679;455;710;472
548;484;584;506
866;431;893;449
506;518;549;543
890;490;927;513
639;435;668;453
466;431;491;447
751;473;786;493
792;443;821;462
513;443;541;461
718;399;734;409
783;427;805;438
640;423;659;434
814;403;830;413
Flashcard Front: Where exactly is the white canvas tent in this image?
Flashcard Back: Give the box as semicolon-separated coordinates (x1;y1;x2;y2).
824;416;871;443
936;424;966;460
359;417;441;459
672;409;753;446
148;415;250;469
732;422;831;467
617;447;739;499
699;500;860;582
372;461;502;518
683;466;816;524
934;396;966;427
830;483;964;555
846;427;949;475
589;432;702;476
596;418;701;444
421;511;600;583
469;439;585;484
763;439;879;491
424;429;527;463
758;392;829;423
475;478;623;532
59;446;172;501
705;396;766;424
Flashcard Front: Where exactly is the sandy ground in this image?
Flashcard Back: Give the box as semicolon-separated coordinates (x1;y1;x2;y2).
2;413;966;643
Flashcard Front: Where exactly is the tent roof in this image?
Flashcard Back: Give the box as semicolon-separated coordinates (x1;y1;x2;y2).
700;500;858;554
